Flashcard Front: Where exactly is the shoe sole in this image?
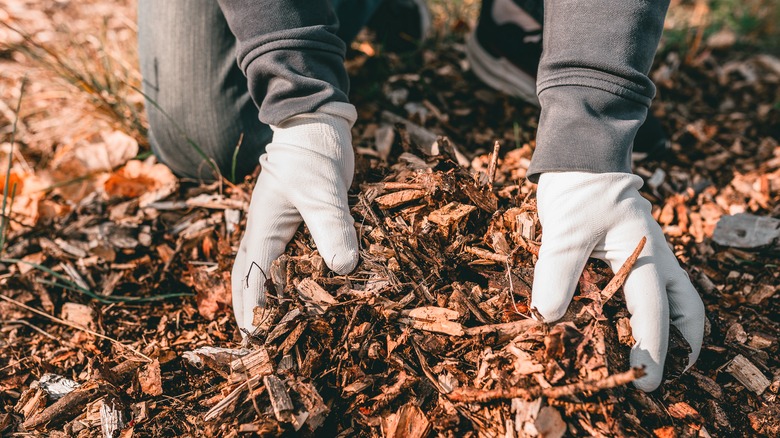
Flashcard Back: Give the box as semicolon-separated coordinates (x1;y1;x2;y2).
411;0;432;40
632;139;671;162
465;32;539;106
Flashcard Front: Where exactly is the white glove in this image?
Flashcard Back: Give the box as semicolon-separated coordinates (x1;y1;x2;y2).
531;172;705;391
232;102;360;334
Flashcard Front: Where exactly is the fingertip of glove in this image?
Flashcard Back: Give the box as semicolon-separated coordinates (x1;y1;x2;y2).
328;249;359;275
529;300;567;323
632;368;663;392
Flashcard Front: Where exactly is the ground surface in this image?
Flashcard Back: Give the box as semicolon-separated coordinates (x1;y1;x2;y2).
1;1;779;437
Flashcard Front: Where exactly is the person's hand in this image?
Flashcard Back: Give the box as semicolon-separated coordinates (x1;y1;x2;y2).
531;172;705;391
231;103;360;335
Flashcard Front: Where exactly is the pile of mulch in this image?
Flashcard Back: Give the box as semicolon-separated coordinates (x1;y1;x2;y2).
2;6;780;438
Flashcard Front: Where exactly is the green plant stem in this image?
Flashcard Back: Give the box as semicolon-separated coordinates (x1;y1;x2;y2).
1;78;26;255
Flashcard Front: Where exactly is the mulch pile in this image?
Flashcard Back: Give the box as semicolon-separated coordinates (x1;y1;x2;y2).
2;3;780;437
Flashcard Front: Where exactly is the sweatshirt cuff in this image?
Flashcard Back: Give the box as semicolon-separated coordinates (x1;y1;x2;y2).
527;84;648;182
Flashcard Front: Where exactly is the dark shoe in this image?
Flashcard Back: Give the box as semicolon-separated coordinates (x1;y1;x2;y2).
466;0;543;104
366;0;431;52
632;112;672;161
467;0;669;161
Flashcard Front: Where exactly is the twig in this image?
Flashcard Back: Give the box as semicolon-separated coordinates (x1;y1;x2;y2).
463;319;540;337
4;319;65;344
464;246;507;263
382;182;425;190
601;236;646;304
486;141;500;187
0;294;152;362
158;237;184;284
447;367;645;403
1;78;25;255
505;258;524;315
516;234;540;257
204;376;262;422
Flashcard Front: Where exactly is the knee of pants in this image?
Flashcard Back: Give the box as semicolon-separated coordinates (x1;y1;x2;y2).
145;93;272;182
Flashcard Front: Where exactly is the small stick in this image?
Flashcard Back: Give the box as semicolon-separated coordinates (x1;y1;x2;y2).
0;294;152;362
447;367;645;403
381;182;425;190
464;246;507;263
517;235;540;257
463;319;540;337
487;141;500;187
601;236;646;304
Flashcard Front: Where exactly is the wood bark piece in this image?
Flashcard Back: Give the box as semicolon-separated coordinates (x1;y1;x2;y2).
534;406;566;438
487;141;500;187
517;212;537;241
265;308;302;345
278;321;307;356
230;347;273;377
204;375;261;422
263;375;294;423
427;202;476;227
512;397;543;434
748;403;780;436
464;246;508;263
401;306;460;321
380;111;469;167
289;380;329;431
230;347;274;382
746;284;777;305
451;284;491;324
381;402;432;438
398;317;464;337
667;401;703;426
23;358;145;430
447;367;645;403
374;189;426;209
99;396;124;438
295;278;336;315
16;388;47;419
690;371;722;399
724;354;770;395
182;346;251;372
464;319;541;340
398;306;464;337
712;213;780;248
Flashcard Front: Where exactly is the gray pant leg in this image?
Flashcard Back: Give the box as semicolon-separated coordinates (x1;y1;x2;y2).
138;0;382;180
527;0;670;181
138;0;271;181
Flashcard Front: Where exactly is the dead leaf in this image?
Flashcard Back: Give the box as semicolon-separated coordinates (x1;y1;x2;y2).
103;158;177;206
183;266;232;321
535;406;566;438
138;360;163;396
60;303;95;331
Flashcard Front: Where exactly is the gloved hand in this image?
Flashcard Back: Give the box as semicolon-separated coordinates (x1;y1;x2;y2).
531;172;705;391
232;102;360;335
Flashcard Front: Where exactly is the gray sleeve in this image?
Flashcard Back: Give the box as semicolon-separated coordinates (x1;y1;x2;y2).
216;0;350;126
527;0;670;181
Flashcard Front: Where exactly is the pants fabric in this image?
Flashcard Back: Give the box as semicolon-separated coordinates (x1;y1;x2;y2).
138;0;668;182
526;0;670;180
137;0;382;180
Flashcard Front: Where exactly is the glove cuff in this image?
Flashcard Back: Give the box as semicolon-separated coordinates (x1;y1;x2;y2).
268;102;356;159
